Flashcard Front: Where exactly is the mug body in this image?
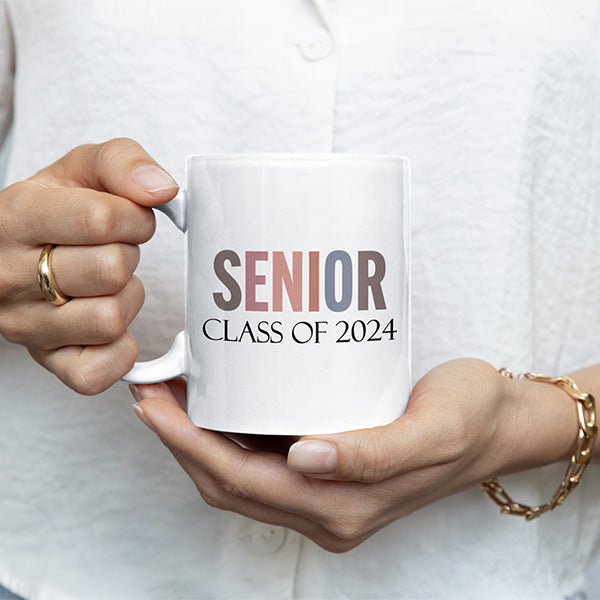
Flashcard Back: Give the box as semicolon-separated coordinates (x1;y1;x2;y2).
185;154;410;435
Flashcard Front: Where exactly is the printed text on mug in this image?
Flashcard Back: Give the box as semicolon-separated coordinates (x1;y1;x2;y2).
203;250;398;344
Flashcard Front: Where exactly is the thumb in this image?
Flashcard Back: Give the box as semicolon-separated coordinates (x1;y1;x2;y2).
287;413;432;483
35;137;179;207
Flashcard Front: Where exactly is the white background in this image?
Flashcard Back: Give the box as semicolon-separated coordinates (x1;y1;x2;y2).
0;132;598;598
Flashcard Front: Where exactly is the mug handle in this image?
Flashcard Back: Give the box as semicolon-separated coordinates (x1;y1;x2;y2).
121;191;188;384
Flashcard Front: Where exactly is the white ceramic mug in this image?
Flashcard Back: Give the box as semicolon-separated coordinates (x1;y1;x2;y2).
123;154;410;435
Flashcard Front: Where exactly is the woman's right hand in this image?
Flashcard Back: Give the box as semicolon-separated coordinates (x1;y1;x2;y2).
0;138;179;394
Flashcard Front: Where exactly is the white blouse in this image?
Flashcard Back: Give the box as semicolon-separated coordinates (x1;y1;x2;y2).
0;1;599;598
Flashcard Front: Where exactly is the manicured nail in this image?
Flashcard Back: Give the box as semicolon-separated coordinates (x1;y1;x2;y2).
132;164;178;193
132;403;157;433
288;440;337;473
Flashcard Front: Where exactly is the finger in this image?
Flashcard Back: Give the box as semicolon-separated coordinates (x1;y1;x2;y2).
10;276;145;349
287;408;463;483
164;377;188;411
53;243;141;297
140;380;298;453
32;330;139;395
133;386;365;525
18;243;140;300
34;137;179;207
134;384;304;495
10;185;156;246
134;385;312;503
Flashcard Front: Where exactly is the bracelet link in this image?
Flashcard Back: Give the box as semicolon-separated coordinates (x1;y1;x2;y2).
481;368;597;521
577;397;596;438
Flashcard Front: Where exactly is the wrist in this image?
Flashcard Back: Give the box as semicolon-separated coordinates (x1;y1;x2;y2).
483;368;597;520
495;371;579;475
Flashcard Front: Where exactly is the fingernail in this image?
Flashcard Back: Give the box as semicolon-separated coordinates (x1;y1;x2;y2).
288;440;337;474
132;403;157;433
132;164;178;193
129;384;142;403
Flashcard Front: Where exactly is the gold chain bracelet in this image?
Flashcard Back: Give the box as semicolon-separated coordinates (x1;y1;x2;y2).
481;368;597;521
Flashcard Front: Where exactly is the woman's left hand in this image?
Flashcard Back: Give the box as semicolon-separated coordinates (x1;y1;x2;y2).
130;358;576;553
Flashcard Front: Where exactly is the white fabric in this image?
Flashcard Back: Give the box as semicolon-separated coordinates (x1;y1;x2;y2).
0;0;599;598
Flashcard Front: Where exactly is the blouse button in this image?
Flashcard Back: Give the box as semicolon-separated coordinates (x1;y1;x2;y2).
251;523;287;553
299;29;334;61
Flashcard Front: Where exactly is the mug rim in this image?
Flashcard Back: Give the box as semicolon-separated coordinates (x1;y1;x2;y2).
186;153;409;165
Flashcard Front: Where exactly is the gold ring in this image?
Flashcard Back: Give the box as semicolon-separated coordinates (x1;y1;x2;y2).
38;244;70;306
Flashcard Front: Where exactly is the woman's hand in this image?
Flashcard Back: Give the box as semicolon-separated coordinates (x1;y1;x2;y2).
131;358;578;553
0;138;178;394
